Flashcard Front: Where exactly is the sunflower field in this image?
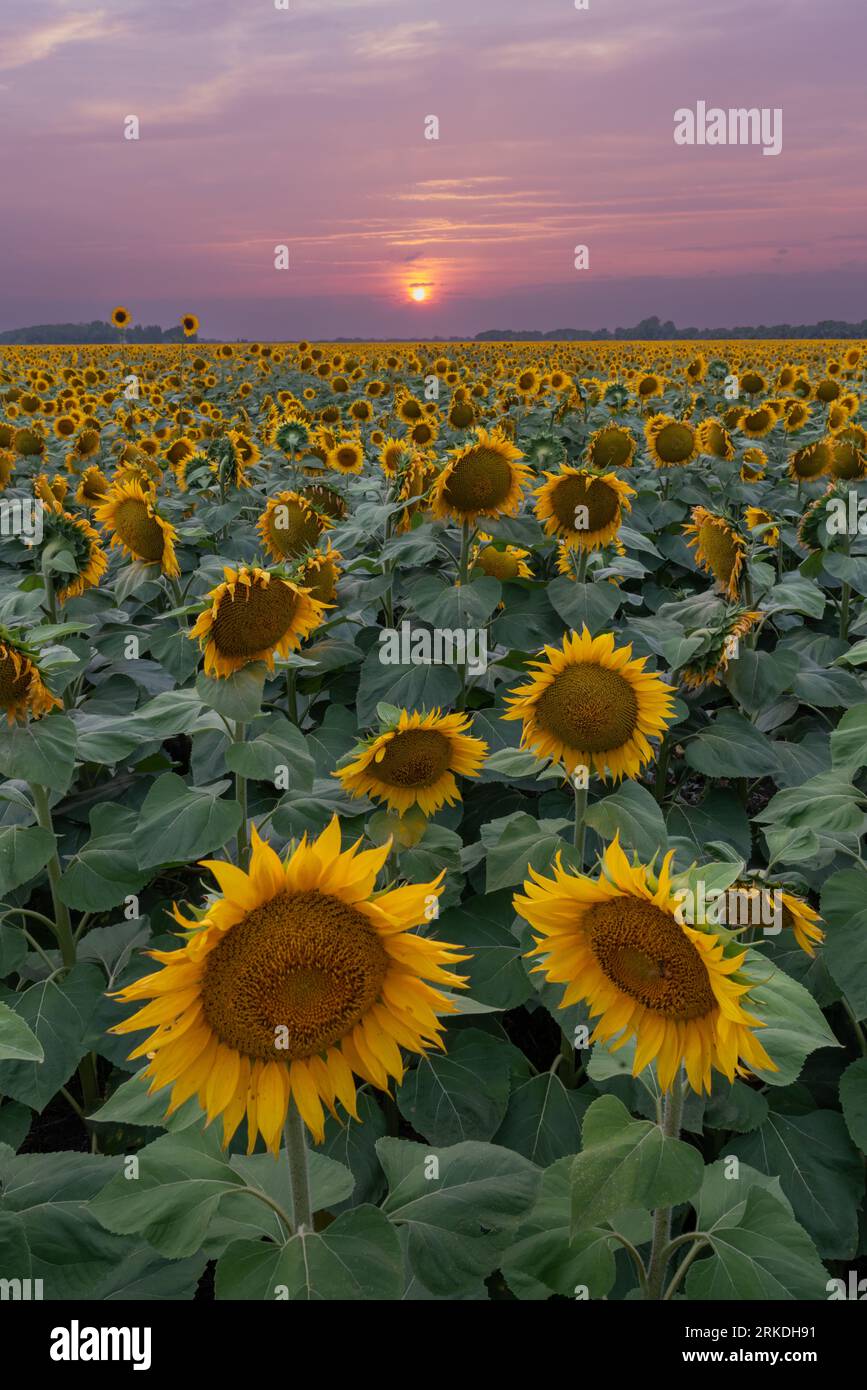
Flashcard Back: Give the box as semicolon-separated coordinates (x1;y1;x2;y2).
0;336;866;1304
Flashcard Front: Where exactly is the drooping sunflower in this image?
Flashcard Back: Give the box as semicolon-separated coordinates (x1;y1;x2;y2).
744;505;779;547
740;447;767;482
788;439;833;483
75;465;109;507
189;565;327;677
780;891;825;957
256;491;328;562
0;630;61;724
335;709;488;815
830;434;867;481
471;539;533;581
514;836;778;1093
678;607;761;691
295;540;343;604
95;478;179;577
586;424;636;470
430;426;531;526
502;628;675;780
683;507;745;599
644;415;698;467
695;419;735;462
534;467;635;550
39;505;108;604
111;818;468;1147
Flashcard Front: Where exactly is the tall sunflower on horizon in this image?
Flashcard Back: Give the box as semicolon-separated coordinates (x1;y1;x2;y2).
111;818;468;1147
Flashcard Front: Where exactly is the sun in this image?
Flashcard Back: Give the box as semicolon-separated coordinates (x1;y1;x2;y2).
410;285;428;303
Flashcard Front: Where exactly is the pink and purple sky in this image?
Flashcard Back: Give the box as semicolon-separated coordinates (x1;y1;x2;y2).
1;0;865;339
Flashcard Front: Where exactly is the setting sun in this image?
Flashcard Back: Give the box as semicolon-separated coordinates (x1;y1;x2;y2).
410;285;428;302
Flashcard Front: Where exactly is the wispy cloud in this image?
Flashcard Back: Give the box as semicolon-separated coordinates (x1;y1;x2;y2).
0;9;124;72
352;20;440;60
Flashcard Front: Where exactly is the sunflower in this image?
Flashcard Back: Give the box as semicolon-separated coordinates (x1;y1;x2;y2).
586;424;636;470
644;415;698;467
395;394;425;425
295;541;343;604
379;437;410;479
636;373;665;401
744;505;779;547
514;836;778;1093
189;565;327;677
327;438;365;475
784;401;811;432
431;427;531;527
780;892;824;957
111;819;468;1147
502;628;675;780
269;411;313;458
95;479;179;576
740;447;767;482
678;608;761;691
683;507;745;599
405;417;439;449
75;465;109;506
0;630;61;724
181;314;200;338
788;439;833;483
830;436;867;481
695;419;735;461
335;709;488;815
40;506;108;604
534;467;634;550
111;306;131;329
471;540;533;581
257;491;329;562
0;450;14;491
738;405;776;439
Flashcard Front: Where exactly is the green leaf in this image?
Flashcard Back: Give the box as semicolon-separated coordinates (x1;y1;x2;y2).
585;781;668;860
224;712;315;789
59;831;151;910
820;868;867;1018
685;710;779;778
0;965;103;1110
0;1001;44;1063
839;1057;867;1152
483;812;572;893
410;574;502;627
686;1183;828;1300
0;714;77;792
378;1137;541;1297
731;1109;863;1258
793;666;866;708
744;949;841;1086
90;1128;247;1259
137;773;242;867
0;825;55;897
704;1081;769;1134
436;892;528;1010
725;647;798;715
667;788;751;860
89;1072;203;1132
755;770;867;837
215;1205;403;1300
490;583;564;649
196;665;266;723
830;703;867;776
571;1095;703;1231
494;1072;588;1166
501;1157;618;1300
355;650;461;727
546;577;622;634
762;574;826;619
396;1029;512;1145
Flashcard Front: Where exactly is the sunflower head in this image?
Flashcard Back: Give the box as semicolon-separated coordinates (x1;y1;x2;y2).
677;606;761;690
95;478;179;576
645;415;698;467
695;419;735;461
586;424;636;469
503;628;675;781
39;507;108;604
111;817;468;1147
0;629;61;724
471;540;532;582
514;836;778;1093
788;439;833;483
257;491;328;562
683;506;745;599
335;708;488;816
744;505;779;547
189;565;327;677
431;426;531;525
534;466;635;549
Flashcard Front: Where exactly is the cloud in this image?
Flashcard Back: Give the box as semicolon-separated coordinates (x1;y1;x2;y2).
351;20;440;60
0;9;124;71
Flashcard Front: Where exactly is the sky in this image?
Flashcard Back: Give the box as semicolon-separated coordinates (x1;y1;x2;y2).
0;0;865;339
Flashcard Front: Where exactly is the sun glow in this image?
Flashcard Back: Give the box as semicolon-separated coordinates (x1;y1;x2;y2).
410;285;428;303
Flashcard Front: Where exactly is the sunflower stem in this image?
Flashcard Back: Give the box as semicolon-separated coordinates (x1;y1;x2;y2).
232;722;250;869
283;1101;313;1233
645;1067;685;1299
572;777;587;866
654;737;671;805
